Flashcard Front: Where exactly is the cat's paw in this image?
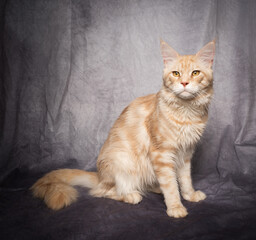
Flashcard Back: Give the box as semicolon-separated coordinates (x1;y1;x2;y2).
123;192;142;204
166;205;188;218
183;190;206;202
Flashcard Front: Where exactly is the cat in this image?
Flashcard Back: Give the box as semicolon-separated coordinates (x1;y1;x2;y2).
31;39;215;218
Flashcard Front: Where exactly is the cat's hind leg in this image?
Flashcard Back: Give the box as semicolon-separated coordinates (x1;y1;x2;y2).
114;173;143;204
89;179;142;204
94;151;144;204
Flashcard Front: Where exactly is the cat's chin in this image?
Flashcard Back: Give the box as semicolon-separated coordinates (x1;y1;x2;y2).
177;91;195;100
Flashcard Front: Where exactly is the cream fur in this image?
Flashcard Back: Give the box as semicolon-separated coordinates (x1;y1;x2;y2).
31;40;215;218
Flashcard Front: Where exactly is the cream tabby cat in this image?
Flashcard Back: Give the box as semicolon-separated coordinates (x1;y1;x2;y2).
31;39;215;218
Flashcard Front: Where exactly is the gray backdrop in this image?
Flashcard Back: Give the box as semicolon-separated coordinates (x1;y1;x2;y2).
1;1;256;239
0;0;256;199
1;0;255;183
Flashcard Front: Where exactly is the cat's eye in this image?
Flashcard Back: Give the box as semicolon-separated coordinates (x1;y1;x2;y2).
172;71;180;77
192;70;200;76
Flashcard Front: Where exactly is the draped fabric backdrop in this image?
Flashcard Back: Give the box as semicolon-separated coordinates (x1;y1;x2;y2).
0;0;256;240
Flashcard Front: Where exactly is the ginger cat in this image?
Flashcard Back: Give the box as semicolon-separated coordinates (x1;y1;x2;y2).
31;39;215;218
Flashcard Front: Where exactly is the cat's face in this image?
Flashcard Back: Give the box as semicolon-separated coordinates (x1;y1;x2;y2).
161;40;215;100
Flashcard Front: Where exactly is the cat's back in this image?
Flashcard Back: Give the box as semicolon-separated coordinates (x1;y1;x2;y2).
128;93;156;115
115;93;157;127
99;94;156;154
98;94;157;170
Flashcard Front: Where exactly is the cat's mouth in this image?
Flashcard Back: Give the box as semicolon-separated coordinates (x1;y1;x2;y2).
177;90;196;100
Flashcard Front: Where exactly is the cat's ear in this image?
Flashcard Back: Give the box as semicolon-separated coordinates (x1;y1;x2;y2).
196;40;215;68
160;39;179;66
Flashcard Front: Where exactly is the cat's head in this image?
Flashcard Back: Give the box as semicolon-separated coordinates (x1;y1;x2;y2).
160;40;215;100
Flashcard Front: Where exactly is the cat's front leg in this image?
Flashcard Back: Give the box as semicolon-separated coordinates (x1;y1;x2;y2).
177;159;206;202
152;151;188;218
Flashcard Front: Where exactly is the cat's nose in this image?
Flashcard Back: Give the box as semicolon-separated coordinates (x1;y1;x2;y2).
181;82;189;87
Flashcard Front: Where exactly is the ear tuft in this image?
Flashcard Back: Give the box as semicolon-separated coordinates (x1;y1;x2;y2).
196;40;215;68
160;39;179;66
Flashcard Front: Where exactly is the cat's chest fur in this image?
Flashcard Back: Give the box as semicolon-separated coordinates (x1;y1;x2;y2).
175;121;206;148
158;103;207;150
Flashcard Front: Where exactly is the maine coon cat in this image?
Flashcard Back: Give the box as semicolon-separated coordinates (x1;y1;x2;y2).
31;39;215;218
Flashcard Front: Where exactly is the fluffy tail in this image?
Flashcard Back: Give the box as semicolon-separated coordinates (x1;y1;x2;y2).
31;169;99;210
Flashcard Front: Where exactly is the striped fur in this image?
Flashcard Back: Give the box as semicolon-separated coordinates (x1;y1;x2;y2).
31;40;215;218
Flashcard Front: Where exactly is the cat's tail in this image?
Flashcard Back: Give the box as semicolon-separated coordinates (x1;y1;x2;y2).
31;169;99;210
